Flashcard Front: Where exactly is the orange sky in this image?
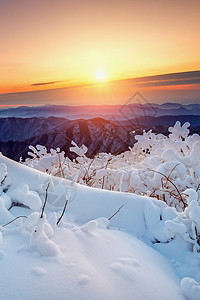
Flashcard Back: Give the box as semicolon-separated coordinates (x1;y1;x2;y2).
0;0;200;105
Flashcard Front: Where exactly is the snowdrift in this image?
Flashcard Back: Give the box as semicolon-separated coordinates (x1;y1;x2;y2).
0;153;200;299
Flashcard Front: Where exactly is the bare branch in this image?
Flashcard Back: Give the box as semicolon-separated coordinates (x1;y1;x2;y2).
41;182;51;218
82;154;98;181
102;157;112;189
2;216;27;227
57;199;68;226
1;174;7;185
108;204;124;221
161;163;180;189
166;163;180;181
150;169;186;208
196;183;200;192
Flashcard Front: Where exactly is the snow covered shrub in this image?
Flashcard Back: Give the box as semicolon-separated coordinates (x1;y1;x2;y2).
27;212;61;256
22;121;200;210
143;187;200;253
22;145;67;177
0;158;43;223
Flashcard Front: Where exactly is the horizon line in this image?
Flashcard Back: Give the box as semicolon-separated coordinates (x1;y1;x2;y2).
0;101;199;110
1;69;200;97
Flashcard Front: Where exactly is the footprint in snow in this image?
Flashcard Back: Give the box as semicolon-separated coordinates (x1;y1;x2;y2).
77;274;91;285
65;262;76;269
32;266;47;276
0;250;5;259
110;256;140;281
118;256;140;267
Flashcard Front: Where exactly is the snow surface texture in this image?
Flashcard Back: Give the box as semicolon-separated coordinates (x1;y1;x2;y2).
0;121;200;299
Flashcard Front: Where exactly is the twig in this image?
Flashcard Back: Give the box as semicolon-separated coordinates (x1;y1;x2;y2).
108;204;124;221
2;216;27;227
196;184;200;192
150;169;186;208
57;199;68;226
85;169;96;184
82;154;98;181
161;164;180;189
163;163;180;188
41;182;51;218
102;157;112;189
54;166;67;177
1;174;7;185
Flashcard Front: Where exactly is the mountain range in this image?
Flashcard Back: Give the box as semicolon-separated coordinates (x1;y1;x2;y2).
0;113;200;161
1;102;200;120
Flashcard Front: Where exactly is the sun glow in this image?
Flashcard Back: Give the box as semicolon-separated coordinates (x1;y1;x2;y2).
96;70;106;81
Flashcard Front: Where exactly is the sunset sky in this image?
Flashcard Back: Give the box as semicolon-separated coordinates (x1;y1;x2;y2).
0;0;200;106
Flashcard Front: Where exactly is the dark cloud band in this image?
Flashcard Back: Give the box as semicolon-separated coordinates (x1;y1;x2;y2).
31;81;63;87
122;70;200;88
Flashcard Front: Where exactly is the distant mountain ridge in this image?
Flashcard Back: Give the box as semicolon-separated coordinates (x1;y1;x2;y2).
0;114;200;161
116;115;200;126
0;117;135;160
1;102;200;120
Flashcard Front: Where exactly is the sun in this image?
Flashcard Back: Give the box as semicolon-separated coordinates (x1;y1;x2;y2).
96;70;106;81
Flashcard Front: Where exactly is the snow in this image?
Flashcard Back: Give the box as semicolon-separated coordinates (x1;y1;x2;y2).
0;217;183;300
9;184;42;211
32;266;47;276
22;121;200;211
180;277;200;300
28;213;62;257
1;121;200;299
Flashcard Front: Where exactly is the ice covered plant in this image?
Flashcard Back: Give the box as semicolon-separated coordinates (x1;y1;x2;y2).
33;215;60;255
23;145;66;177
142;187;200;255
22;121;200;210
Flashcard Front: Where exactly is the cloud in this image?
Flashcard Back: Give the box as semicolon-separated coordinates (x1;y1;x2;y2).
125;70;200;88
31;80;63;87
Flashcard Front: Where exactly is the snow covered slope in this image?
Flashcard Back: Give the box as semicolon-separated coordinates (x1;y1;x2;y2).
0;154;199;299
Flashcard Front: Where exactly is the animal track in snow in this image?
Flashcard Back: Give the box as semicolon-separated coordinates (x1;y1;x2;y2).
110;256;140;281
77;274;91;285
32;266;47;276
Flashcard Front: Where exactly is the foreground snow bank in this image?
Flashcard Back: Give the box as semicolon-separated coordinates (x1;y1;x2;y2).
0;154;199;299
0;224;183;300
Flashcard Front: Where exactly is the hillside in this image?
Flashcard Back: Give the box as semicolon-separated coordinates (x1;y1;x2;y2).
1;121;200;299
0;155;186;300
